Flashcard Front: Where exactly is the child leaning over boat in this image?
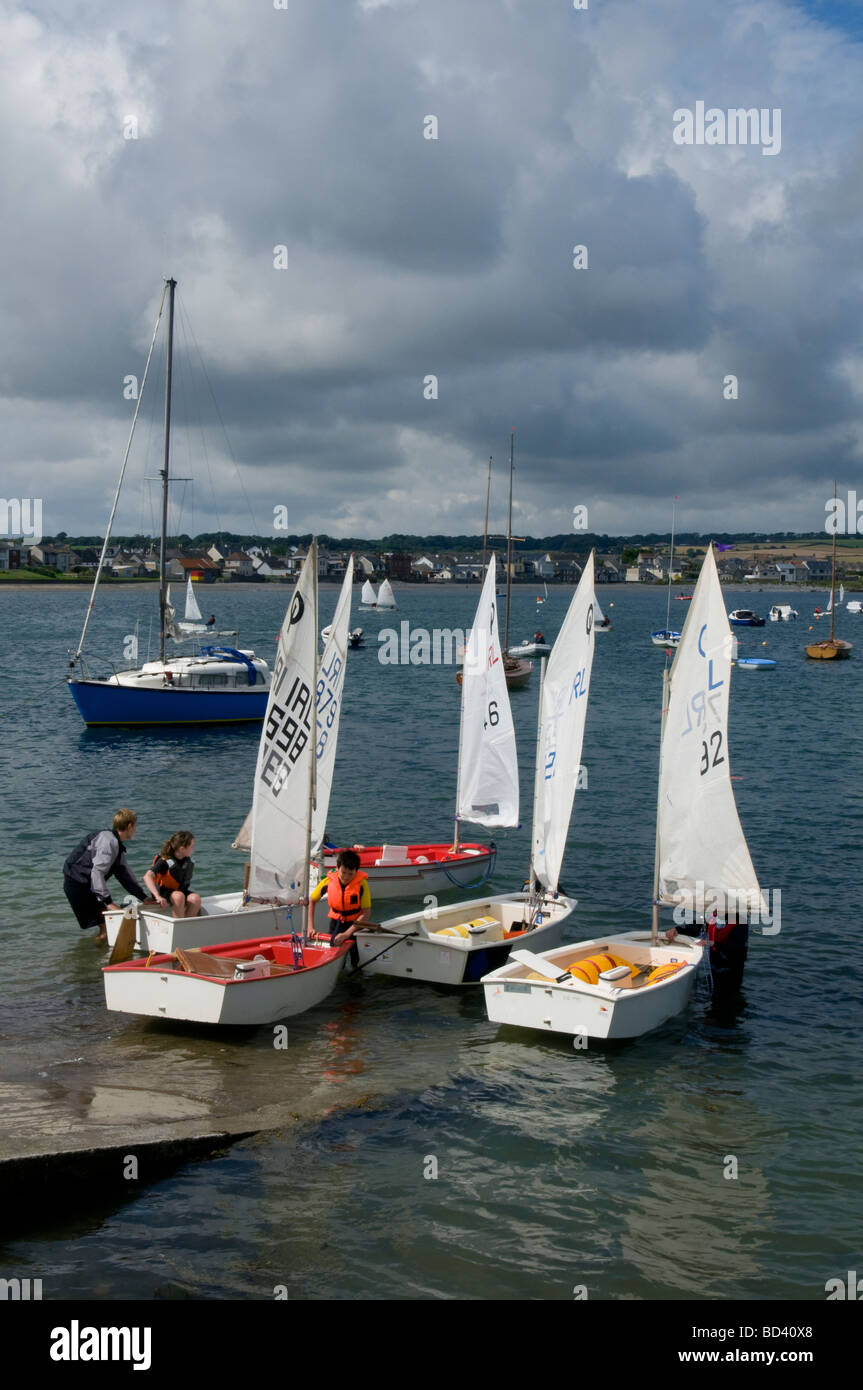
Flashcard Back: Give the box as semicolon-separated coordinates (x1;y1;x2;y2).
145;831;202;919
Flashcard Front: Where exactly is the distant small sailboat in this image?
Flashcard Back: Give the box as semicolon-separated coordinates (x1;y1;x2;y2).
536;581;549;605
359;579;377;610
174;574;237;638
807;483;852;660
376;578;397;610
594;596;612;632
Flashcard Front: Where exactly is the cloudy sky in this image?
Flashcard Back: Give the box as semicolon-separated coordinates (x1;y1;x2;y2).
1;0;862;541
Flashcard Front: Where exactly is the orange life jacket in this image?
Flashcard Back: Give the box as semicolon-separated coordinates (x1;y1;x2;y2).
326;870;368;923
151;854;189;894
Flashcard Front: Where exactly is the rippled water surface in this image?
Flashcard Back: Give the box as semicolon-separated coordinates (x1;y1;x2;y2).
0;581;860;1299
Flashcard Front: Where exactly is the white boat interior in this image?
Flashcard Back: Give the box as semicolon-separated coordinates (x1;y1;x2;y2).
105;651;269;691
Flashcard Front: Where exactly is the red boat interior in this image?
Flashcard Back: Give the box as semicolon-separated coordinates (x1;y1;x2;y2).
324;843;491;867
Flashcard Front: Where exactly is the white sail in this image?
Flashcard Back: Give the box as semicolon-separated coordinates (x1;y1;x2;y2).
839;583;845;604
658;545;765;916
594;596;606;625
456;557;519;828
531;553;595;892
377;578;397;609
361;579;377;606
312;557;353;854
232;809;251;852
164;585;177;639
184;574;203;623
247;546;318;902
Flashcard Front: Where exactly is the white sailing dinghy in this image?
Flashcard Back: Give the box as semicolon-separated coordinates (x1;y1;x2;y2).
352;556;582;985
104;544;351;1024
105;551;354;955
594;595;612;632
173;574;237;638
376;577;397;610
359;579;377;610
483;545;764;1040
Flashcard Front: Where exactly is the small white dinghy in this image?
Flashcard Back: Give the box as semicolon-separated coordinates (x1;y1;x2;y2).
484;545;765;1041
356;553;599;983
376;578;397;610
508;634;551;658
593;596;612;632
106;548;353;958
359;579;377;610
104;934;349;1026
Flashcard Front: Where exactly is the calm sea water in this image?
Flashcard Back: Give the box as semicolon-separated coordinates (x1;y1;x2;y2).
0;580;860;1300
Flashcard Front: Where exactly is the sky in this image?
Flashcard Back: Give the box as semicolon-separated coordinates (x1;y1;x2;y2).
1;0;862;542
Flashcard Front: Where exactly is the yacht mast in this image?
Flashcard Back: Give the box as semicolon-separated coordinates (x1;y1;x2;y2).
158;277;177;664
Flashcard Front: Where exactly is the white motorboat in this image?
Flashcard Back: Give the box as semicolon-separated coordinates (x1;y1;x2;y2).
769;604;798;621
105;548;353;958
321;624;364;648
484;545;765;1041
356;552;599;983
376;578;397;610
847;599;862;615
651;629;681;647
508;633;551;658
104;934;349;1026
359;579;377;610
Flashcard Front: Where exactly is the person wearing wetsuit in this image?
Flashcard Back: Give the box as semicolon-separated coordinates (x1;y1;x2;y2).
668;912;748;1020
63;808;148;941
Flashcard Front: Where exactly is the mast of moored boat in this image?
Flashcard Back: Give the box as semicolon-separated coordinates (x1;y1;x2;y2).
663;495;677;637
481;456;492;574
829;479;837;645
158;277;177;665
70;285;168;670
504;431;515;652
302;539;319;943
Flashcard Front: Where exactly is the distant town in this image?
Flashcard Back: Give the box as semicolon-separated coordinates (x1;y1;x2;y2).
2;532;862;587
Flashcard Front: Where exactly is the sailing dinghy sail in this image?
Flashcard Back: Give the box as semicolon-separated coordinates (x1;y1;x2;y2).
360;580;377;609
530;554;595;893
456;556;519;831
377;578;397;610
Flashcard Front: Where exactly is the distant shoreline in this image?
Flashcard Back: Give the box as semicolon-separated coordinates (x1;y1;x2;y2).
0;580;850;595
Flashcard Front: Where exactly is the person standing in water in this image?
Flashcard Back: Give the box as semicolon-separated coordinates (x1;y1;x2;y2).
63;808;148;942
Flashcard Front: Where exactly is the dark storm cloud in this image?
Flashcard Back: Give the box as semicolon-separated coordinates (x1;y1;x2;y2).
1;0;862;538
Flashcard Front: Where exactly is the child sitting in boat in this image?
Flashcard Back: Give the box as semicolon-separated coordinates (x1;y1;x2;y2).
306;848;371;967
144;831;201;919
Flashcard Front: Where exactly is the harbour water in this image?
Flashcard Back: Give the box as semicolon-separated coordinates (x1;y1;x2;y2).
0;582;860;1299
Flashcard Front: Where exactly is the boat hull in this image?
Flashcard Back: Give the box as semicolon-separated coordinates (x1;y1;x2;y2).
68;679;269;725
805;640;852;660
321;844;496;899
353;892;574;986
104;893;301;953
482;931;703;1040
104;938;347;1025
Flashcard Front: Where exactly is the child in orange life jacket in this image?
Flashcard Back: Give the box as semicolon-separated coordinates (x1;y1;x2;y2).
144;831;202;919
306;849;371;967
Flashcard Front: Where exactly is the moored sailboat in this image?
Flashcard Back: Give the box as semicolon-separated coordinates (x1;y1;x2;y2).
806;487;851;660
67;279;270;725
